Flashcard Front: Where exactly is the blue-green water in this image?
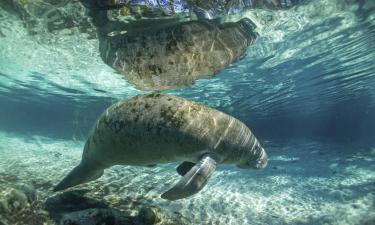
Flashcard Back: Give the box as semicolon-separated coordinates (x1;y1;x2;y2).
0;0;375;224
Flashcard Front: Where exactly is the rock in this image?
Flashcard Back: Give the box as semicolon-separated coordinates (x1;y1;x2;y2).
16;183;37;203
59;208;140;225
44;190;188;225
0;187;29;214
138;207;157;225
44;190;108;220
0;185;53;225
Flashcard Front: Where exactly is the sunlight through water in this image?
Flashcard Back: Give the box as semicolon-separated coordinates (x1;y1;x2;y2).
0;0;374;224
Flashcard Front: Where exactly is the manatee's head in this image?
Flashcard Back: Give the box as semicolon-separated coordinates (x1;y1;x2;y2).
237;143;268;170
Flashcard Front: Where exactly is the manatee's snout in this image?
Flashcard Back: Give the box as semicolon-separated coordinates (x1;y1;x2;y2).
237;146;268;170
253;148;268;169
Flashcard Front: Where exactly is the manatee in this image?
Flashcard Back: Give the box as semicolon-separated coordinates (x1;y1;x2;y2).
98;18;257;90
54;94;268;200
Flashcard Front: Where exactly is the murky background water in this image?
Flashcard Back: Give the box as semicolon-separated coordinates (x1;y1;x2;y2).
0;0;374;224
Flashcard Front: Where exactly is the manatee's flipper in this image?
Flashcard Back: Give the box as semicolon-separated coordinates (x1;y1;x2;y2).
53;162;104;192
161;155;217;201
176;161;195;176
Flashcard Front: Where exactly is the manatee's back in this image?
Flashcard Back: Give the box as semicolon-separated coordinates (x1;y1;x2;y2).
85;94;214;166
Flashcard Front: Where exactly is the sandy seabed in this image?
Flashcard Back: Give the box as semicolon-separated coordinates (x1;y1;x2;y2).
0;131;374;225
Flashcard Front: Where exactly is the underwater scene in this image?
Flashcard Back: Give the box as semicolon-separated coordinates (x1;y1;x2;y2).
0;0;374;224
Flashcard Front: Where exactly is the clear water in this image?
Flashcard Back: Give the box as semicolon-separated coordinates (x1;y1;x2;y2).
0;0;374;224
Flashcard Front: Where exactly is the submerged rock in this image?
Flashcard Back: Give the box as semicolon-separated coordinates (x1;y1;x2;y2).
44;190;186;225
44;190;108;220
0;187;29;214
138;206;157;225
16;183;38;203
59;206;172;225
0;180;187;225
0;185;51;225
99;18;257;90
60;208;140;225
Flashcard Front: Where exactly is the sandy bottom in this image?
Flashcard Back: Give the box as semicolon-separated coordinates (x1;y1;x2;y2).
0;131;374;225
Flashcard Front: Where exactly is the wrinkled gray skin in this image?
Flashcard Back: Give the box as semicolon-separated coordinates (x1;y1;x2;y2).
54;94;268;200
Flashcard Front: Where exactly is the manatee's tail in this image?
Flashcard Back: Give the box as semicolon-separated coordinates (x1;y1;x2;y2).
53;162;104;192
